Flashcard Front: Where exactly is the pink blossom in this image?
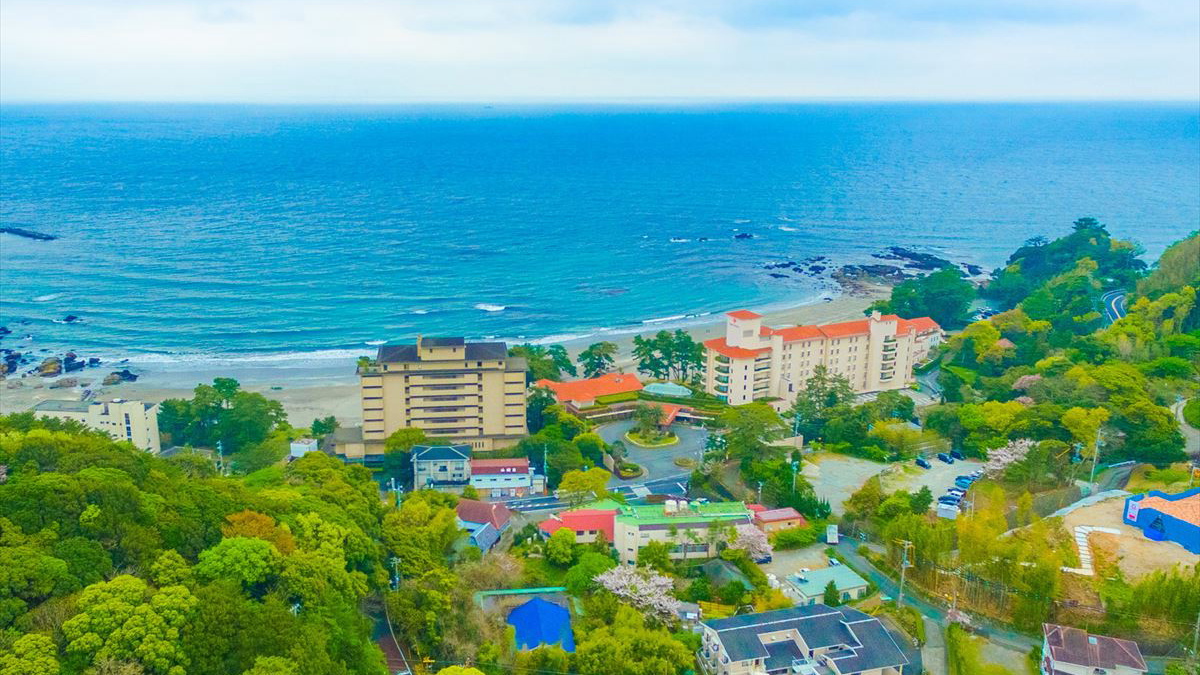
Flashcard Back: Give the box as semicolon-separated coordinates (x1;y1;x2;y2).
1014;396;1035;406
594;566;681;622
1012;374;1043;392
982;438;1037;476
728;524;773;561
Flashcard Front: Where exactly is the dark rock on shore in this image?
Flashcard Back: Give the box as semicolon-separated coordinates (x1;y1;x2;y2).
38;357;62;376
872;246;953;270
0;227;58;241
102;369;139;386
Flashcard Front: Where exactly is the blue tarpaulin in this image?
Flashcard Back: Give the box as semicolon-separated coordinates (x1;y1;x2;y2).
506;598;575;652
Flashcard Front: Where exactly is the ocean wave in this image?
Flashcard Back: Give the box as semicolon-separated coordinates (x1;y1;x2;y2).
669;238;690;243
365;340;386;346
642;314;686;325
120;348;371;368
31;293;65;302
733;219;751;224
474;303;506;312
411;309;429;315
779;226;799;232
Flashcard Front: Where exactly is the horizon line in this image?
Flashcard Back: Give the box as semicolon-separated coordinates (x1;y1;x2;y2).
2;96;1198;107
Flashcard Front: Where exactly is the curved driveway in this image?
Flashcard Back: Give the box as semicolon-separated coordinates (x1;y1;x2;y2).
596;419;708;483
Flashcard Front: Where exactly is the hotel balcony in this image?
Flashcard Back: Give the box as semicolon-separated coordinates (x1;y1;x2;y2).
882;352;897;362
715;385;729;394
410;374;475;386
715;365;731;374
754;365;771;372
715;376;729;384
715;355;731;364
883;343;898;353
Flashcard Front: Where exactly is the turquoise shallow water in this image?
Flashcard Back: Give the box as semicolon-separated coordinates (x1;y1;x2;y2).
1;102;1197;367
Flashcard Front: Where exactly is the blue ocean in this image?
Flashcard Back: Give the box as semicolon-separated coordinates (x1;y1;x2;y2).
1;103;1197;366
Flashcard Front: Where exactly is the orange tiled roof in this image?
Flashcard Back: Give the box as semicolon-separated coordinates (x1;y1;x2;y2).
536;372;643;403
726;310;762;320
767;324;827;341
1137;493;1200;526
703;337;770;359
896;316;940;333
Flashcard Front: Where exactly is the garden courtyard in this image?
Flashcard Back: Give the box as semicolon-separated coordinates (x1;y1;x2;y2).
596;419;708;482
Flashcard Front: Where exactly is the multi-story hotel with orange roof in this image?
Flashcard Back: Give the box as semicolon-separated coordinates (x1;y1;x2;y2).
703;310;942;405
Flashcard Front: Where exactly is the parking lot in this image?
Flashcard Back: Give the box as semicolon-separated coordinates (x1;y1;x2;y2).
802;452;985;515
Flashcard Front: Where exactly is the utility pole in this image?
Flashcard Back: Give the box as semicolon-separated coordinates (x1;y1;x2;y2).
791;460;799;494
896;540;914;606
757;481;763;504
1192;604;1199;668
1088;431;1103;496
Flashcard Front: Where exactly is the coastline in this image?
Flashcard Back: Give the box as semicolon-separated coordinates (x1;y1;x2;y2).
0;286;888;426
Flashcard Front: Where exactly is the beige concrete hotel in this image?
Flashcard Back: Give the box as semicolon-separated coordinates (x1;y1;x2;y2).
358;337;528;452
703;310;941;405
33;398;162;454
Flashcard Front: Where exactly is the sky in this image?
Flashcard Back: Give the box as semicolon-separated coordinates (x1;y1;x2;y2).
1;0;1197;103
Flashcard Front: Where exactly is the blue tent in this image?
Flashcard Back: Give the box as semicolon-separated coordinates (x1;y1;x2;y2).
506;598;575;652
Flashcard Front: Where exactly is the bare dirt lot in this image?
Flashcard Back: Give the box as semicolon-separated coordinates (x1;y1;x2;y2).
802;452;984;515
1060;496;1197;579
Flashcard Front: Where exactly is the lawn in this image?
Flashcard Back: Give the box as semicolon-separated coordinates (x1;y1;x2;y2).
1125;463;1192;493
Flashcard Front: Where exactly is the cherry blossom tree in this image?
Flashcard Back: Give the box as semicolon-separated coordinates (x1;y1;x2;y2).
1012;374;1042;392
593;565;681;622
982;438;1036;476
728;524;772;561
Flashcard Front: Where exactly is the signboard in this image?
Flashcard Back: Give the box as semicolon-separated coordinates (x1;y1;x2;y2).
826;524;839;544
1125;499;1140;522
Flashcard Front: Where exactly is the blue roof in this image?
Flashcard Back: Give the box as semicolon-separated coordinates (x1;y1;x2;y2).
506;598;574;653
470;522;500;552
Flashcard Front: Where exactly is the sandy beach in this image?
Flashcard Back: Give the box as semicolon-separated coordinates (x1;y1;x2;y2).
0;286;887;427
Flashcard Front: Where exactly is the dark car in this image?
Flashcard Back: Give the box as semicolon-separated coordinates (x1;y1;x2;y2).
937;452;955;464
955;475;976;483
955;478;974;490
754;554;773;564
938;495;961;505
950;449;966;460
915;457;932;469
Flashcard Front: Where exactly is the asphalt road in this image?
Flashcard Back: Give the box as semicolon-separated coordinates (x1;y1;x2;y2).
1101;289;1128;324
596;419;709;480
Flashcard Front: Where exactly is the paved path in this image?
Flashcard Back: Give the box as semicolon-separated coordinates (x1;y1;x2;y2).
596;419;708;481
1170;398;1199;456
921;617;947;675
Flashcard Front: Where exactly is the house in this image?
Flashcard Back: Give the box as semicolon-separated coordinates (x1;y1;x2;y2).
785;566;870;606
535;371;644;409
357;337;528;452
457;498;513;532
703;310;942;405
1122;487;1200;554
699;604;908;675
753;507;807;534
678;601;703;626
613;500;753;565
1041;624;1147;675
538;503;619;544
289;437;318;459
507;598;575;652
470;457;546;499
412;444;471;490
33;398;161;453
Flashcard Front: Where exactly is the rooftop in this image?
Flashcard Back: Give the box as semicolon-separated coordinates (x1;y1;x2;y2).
33;399;94;413
703;604;907;672
457;499;513;531
616;501;751;527
787;566;868;596
376;340;514;364
535;372;643;403
708;312;943;358
1132;488;1200;526
471;457;531;475
754;507;805;523
1043;624;1146;671
726;310;762;320
411;444;471;461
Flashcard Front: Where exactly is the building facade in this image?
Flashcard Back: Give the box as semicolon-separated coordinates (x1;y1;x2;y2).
752;507;807;534
785;567;870;606
1041;624;1147;675
699;605;908;675
469;458;546;499
702;310;941;405
613;501;753;565
359;337;528;451
412;444;471;489
33;398;161;454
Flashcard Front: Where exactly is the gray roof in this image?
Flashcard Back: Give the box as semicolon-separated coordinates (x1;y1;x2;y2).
33;399;92;413
787;566;869;597
703;605;907;673
412;444;471;461
376;340;510;363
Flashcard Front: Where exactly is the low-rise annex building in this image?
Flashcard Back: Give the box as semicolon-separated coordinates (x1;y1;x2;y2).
699;604;908;675
470;457;546;499
702;310;941;405
613;500;753;565
784;566;870;606
33;398;161;454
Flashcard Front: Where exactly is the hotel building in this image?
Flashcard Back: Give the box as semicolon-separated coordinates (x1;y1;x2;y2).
703;310;941;405
358;337;529;451
33;398;161;454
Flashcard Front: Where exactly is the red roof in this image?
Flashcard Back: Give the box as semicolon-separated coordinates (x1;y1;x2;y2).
648;402;691;425
471;458;531;475
726;310;762;320
896;316;940;333
536;372;643;403
737;314;942;344
538;508;617;542
703;337;770;359
457;498;513;530
766;325;826;341
746;504;768;513
754;507;806;524
817;319;872;338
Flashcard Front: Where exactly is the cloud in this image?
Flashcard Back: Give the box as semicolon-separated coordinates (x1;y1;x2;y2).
0;0;1195;102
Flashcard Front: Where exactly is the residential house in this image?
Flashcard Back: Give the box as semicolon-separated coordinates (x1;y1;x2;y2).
470;457;546;499
1041;624;1147;675
357;337;528;453
752;507;807;534
412;444;471;490
538;503;619;544
456;498;513;554
699;605;908;675
703;310;941;405
33;398;161;454
785;566;870;606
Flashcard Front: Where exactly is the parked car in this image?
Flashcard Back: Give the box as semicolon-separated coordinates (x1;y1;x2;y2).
956;474;977;483
915;457;932;469
755;554;773;564
955;479;974;490
950;449;966;460
829;558;841;566
938;495;961;505
947;488;966;497
937;453;955;464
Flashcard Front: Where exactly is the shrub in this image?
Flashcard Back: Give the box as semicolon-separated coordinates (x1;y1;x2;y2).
1184;398;1200;430
771;524;820;550
595;391;640;405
